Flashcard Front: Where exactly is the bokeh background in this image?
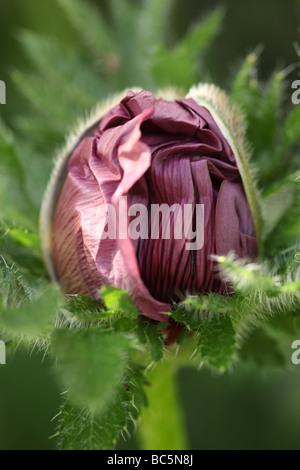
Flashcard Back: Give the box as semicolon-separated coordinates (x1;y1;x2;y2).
0;0;300;450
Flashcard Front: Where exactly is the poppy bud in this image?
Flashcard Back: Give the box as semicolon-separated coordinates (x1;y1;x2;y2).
40;85;260;322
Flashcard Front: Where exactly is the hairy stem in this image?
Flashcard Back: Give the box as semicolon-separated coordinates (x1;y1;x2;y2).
138;353;189;450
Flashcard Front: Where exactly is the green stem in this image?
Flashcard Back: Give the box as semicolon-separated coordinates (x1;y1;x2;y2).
138;354;189;450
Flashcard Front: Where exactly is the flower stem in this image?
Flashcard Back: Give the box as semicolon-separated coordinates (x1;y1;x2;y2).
138;354;189;450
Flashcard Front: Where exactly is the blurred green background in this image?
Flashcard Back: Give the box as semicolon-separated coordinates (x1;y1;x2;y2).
0;0;300;450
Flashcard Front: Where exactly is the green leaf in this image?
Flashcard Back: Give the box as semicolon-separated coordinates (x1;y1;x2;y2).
52;328;130;413
139;317;164;362
178;8;224;60
151;46;195;88
259;71;284;146
216;256;280;297
17;30;105;107
0;284;60;341
176;327;189;345
108;0;152;88
280;105;300;156
57;0;116;58
171;294;239;331
239;328;287;368
56;387;134;450
56;365;147;450
265;312;300;340
185;293;240;313
284;246;300;278
139;0;171;47
151;9;223;88
231;52;259;104
0;257;31;310
172;299;238;371
63;294;108;322
63;294;138;329
230;54;295;189
196;313;237;372
100;286;139;317
112;317;138;333
260;173;299;253
0;221;44;276
7;227;40;249
0;120;37;227
261;178;295;241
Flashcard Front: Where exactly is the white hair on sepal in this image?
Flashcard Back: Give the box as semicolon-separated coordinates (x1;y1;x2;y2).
154;87;185;101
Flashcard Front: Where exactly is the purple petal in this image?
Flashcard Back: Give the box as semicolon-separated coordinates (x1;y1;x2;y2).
215;180;258;259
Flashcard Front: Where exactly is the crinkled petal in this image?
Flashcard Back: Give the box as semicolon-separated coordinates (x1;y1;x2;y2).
215;180;258;259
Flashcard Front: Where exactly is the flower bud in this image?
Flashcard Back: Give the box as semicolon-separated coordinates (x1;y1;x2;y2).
40;86;260;322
